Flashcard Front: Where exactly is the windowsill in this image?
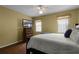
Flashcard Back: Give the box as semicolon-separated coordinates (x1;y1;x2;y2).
36;32;42;33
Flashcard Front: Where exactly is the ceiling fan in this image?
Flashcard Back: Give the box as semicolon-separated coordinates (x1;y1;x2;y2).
35;5;48;14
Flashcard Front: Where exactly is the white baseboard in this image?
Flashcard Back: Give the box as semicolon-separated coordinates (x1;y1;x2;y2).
0;40;22;48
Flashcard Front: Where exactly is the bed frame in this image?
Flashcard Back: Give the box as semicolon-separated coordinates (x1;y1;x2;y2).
26;48;46;54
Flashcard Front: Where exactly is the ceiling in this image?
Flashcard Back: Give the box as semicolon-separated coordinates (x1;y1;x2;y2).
2;5;79;17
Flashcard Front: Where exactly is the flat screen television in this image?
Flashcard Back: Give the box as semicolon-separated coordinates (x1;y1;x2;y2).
22;19;32;28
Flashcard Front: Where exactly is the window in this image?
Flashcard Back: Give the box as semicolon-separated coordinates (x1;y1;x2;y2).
35;20;42;32
57;16;69;33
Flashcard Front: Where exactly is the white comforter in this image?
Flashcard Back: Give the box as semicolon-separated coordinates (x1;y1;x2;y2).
27;33;79;54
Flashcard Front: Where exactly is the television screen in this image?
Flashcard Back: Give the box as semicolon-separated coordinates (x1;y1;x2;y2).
23;20;32;28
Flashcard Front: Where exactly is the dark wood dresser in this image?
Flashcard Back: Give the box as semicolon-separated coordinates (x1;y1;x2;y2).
22;20;33;43
23;28;33;42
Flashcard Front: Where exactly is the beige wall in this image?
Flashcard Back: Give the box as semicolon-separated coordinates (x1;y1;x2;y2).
0;6;32;47
77;9;79;23
33;9;79;35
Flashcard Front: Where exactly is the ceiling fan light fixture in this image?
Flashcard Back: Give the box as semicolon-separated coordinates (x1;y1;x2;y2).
39;10;43;14
36;5;47;14
37;6;41;10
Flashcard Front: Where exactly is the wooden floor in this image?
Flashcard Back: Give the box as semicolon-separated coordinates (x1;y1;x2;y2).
0;42;26;54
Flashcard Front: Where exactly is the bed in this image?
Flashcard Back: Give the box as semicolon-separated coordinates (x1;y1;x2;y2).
27;32;79;54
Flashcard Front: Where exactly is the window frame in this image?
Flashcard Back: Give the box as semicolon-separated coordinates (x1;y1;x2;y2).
57;15;70;33
35;20;42;32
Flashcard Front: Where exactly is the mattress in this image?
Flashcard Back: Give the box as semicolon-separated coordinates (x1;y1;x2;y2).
27;33;79;54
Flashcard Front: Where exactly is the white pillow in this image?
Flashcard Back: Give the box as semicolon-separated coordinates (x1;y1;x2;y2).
76;25;79;29
70;29;79;44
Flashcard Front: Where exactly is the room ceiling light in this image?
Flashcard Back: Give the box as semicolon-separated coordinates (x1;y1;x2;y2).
36;5;47;14
39;10;43;14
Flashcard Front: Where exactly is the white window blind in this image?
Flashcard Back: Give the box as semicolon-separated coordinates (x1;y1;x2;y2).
57;16;69;33
35;20;42;32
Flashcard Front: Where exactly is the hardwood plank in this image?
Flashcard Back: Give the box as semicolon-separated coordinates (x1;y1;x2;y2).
0;42;26;54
